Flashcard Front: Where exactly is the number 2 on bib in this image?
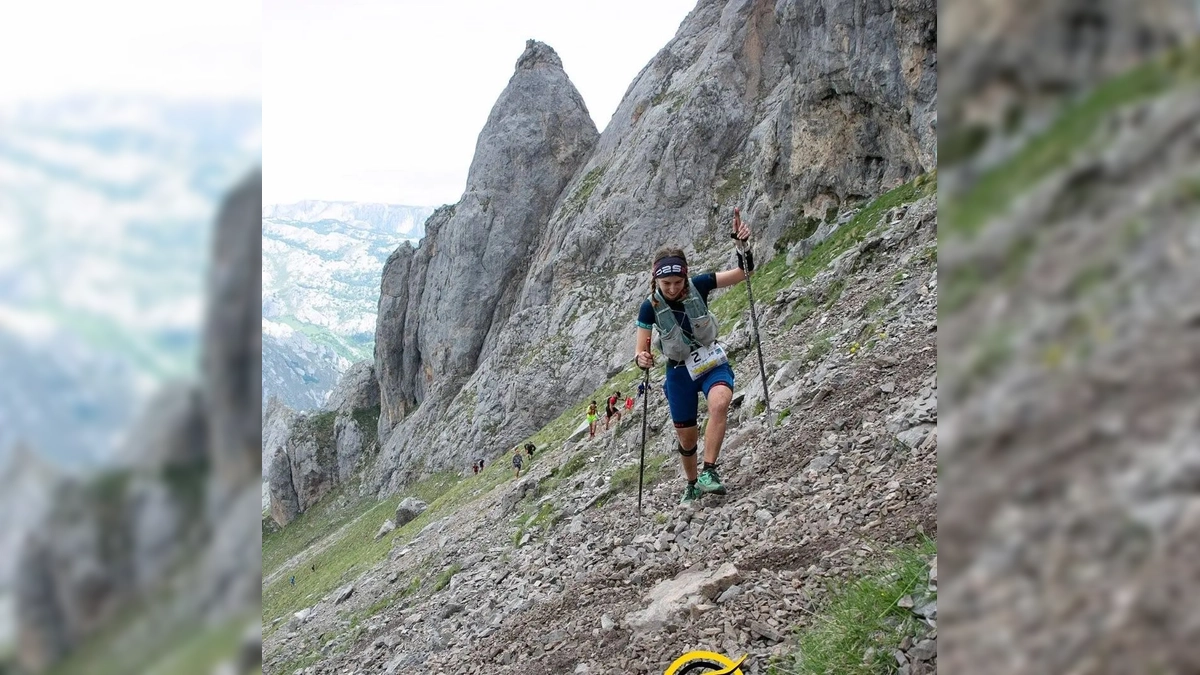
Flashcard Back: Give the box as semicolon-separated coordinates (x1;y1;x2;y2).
685;342;728;380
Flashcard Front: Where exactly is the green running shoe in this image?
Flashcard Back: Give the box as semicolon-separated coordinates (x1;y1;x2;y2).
696;466;726;495
680;482;703;503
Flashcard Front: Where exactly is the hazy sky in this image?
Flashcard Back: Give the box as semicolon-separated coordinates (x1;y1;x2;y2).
0;0;260;102
264;0;696;207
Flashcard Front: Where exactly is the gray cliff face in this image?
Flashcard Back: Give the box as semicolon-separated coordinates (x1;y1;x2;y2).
373;40;599;478
375;234;424;435
265;360;381;526
528;0;934;282
267;447;300;527
203;169;263;488
261;396;299;481
194;169;263;623
366;1;935;495
324;361;379;414
364;2;935;497
413;39;595;394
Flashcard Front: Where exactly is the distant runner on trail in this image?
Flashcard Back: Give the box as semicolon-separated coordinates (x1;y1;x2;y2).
587;401;599;439
512;447;524;478
525;442;535;459
634;216;754;503
624;394;634;412
605;391;623;430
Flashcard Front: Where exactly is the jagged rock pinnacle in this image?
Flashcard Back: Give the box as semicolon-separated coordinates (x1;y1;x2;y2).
516;39;563;70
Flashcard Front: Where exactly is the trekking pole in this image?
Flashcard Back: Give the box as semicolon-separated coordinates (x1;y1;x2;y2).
735;207;771;415
637;366;650;516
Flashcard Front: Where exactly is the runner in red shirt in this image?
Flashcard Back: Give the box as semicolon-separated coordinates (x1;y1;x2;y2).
605;391;623;430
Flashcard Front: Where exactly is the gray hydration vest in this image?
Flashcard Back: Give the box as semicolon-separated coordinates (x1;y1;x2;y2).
651;279;720;362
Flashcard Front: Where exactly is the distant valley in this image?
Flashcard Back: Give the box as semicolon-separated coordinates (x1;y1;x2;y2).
261;201;433;412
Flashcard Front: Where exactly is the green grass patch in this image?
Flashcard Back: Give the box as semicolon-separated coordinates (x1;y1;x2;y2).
1001;234;1038;286
306;410;338;454
863;293;888;317
565;166;606;216
1066;260;1114;300
512;501;563;546
262;482;371;577
771;539;936;675
942;232;1033;316
652;90;687;112
794;172;937;281
965;326;1015;385
939;123;990;167
86;469;132;508
43;596;179;675
940;265;985;317
262;471;462;634
824;279;846;311
559;451;589;481
362;572;425;620
712;172;936;329
351;406;382;450
804;332;834;363
274;649;322;675
784;296;816;330
776;409;792;426
530;501;561;529
775;215;821;253
433;564;462;592
913;243;936;269
524;362;646;454
508;499;559;547
942;42;1200;237
610;452;671;493
715;166;750;205
142;614;257;675
44;594;258;675
1176;172;1200;204
708;250;795;324
161;461;209;519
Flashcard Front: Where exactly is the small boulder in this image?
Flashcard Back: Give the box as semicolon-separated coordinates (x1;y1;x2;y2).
395;497;428;527
374;519;396;541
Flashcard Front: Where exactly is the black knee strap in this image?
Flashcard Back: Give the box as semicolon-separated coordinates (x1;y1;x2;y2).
677;443;697;457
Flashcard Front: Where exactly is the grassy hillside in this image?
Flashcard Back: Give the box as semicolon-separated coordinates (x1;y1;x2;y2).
262;171;939;673
941;42;1200;238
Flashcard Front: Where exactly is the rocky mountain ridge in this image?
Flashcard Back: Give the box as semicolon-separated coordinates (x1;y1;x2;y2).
263;201;433;239
365;0;935;497
263;183;939;675
264;1;939;671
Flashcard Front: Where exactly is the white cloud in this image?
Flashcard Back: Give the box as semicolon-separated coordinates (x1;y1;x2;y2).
263;0;694;206
0;306;59;341
0;0;260;103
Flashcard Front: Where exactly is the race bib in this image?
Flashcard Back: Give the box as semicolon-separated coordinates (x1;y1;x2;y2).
685;342;728;380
